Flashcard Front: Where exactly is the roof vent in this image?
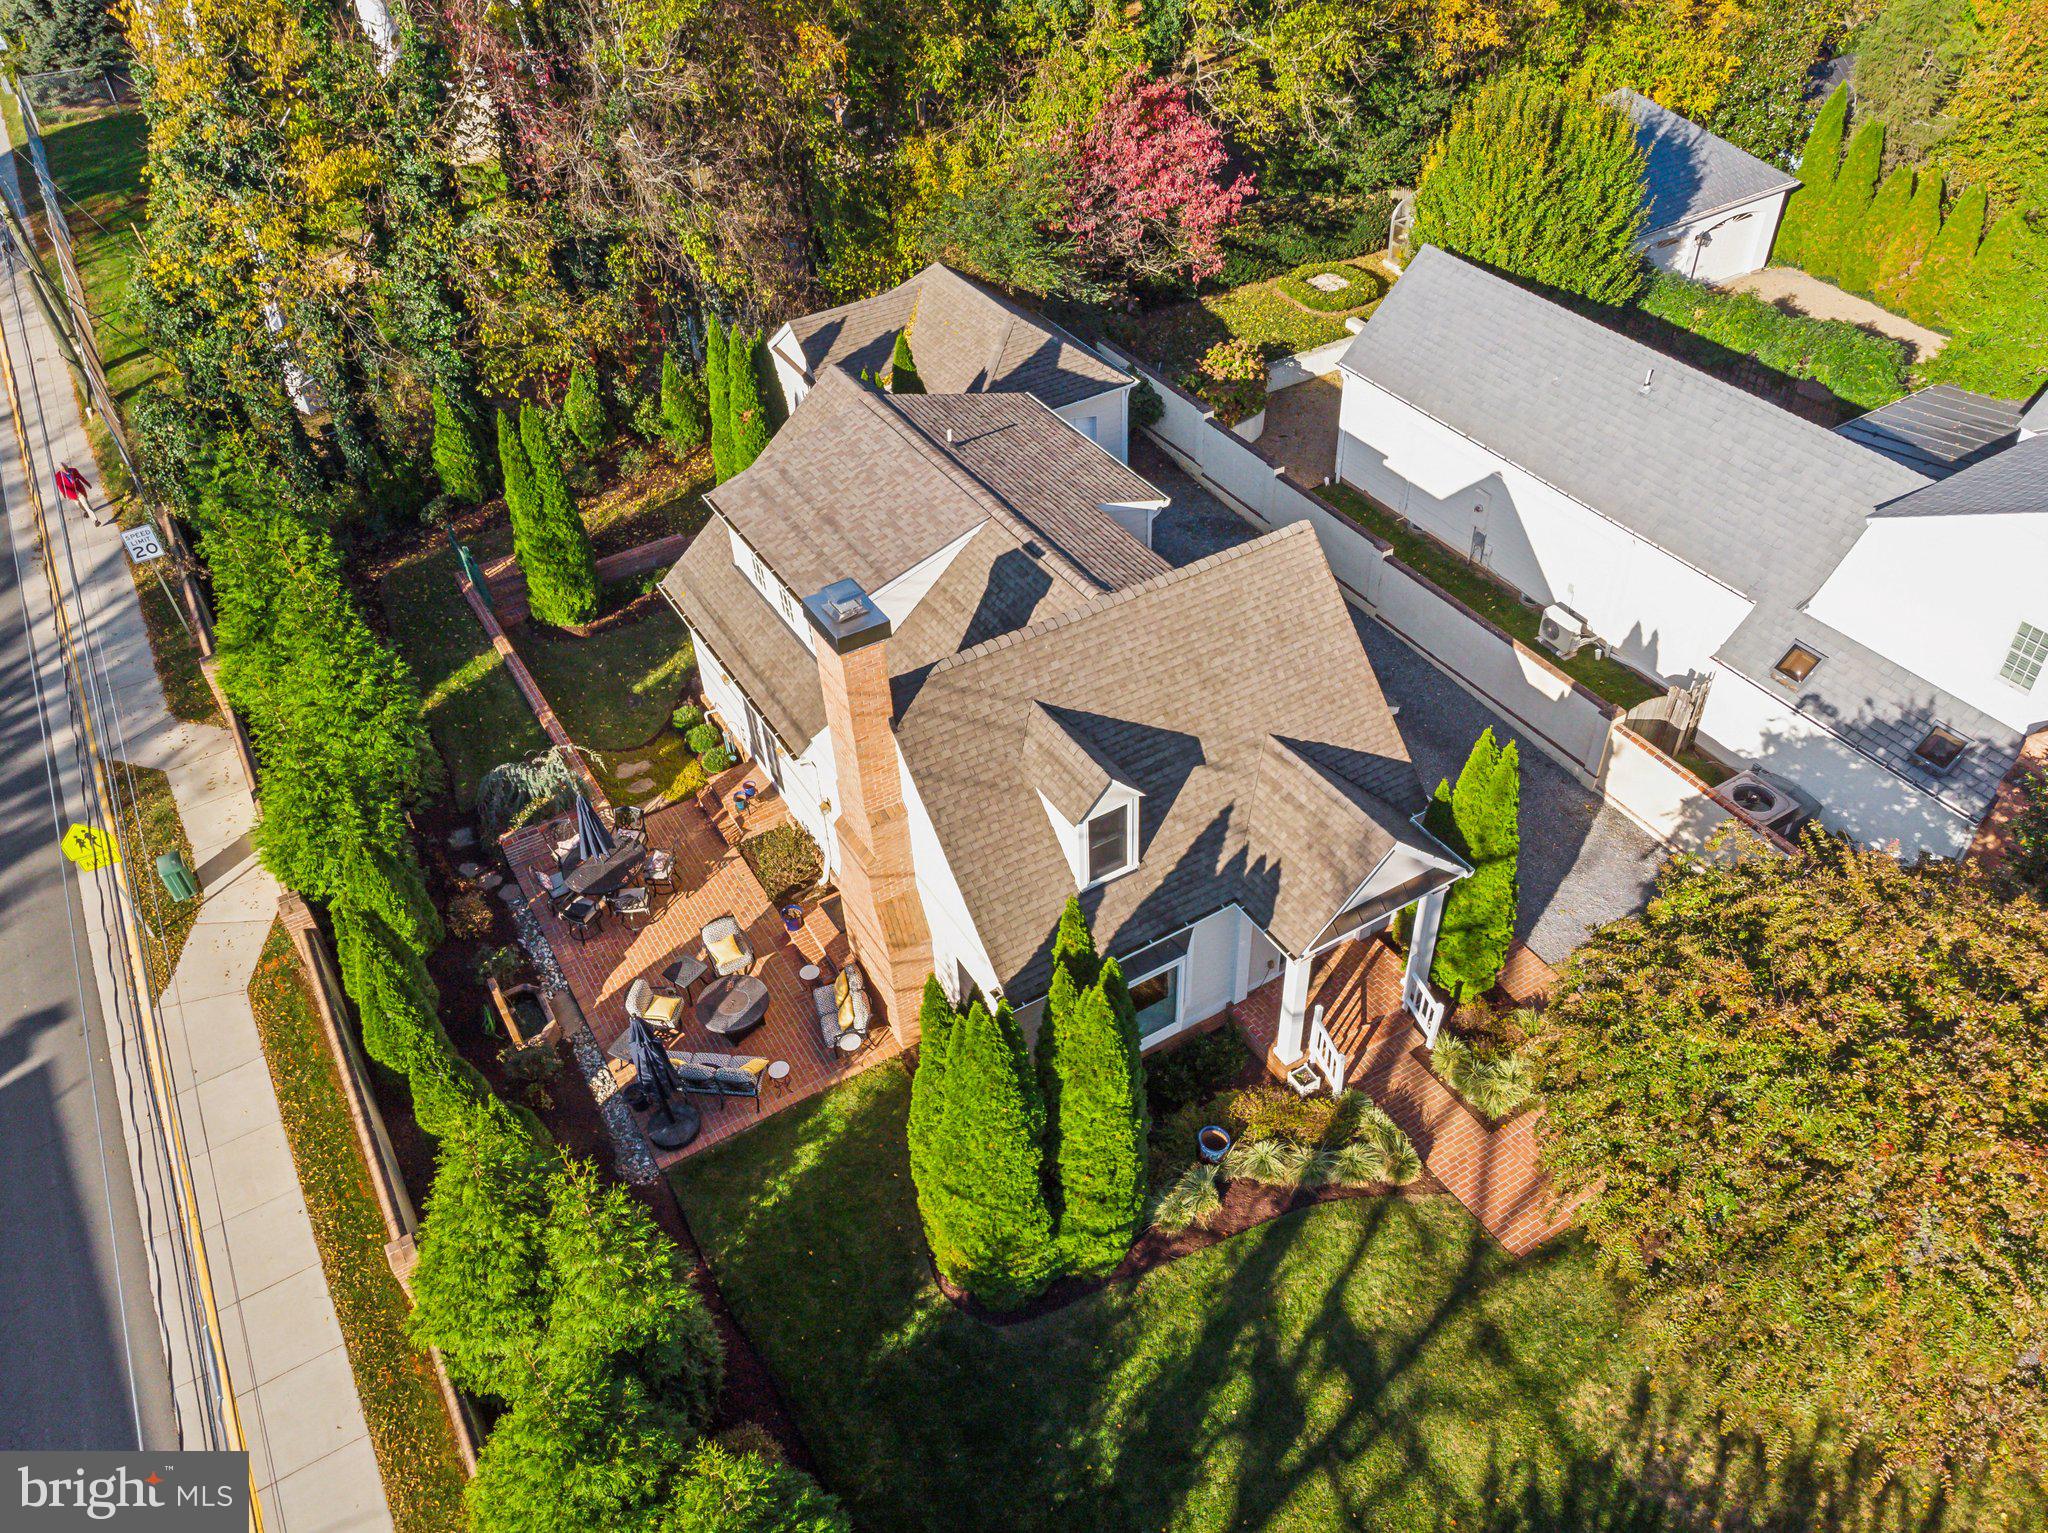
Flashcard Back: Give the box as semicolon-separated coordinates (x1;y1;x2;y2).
945;427;955;444
1640;367;1655;395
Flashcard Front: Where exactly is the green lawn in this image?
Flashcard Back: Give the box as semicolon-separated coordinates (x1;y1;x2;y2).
511;599;696;807
110;761;197;999
1110;258;1396;378
1316;484;1664;711
378;538;548;807
672;1067;1653;1533
247;923;469;1533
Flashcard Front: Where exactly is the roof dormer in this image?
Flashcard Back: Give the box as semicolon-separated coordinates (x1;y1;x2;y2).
1025;703;1143;888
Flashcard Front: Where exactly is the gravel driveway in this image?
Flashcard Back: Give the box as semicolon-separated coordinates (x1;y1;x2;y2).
1140;441;1665;963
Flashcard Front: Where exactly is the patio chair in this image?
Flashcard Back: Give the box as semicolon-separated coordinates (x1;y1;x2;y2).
700;916;753;976
611;885;653;928
562;896;604;941
645;849;675;893
553;834;581;870
543;871;573;910
814;964;871;1055
625;978;683;1031
712;1066;764;1113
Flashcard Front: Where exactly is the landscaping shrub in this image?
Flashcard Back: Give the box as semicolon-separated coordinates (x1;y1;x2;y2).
1412;71;1647;307
513;404;599;627
1348;1102;1423;1185
1222;1135;1307;1184
1227;1084;1341;1147
700;745;738;774
887;330;922;394
1428;727;1520;1002
1130;375;1164;430
1274;260;1388;314
1636;272;1911;411
430;382;485;504
476;748;580;841
660;350;705;454
707;315;732;481
1906;183;1985;325
1430;1031;1537;1120
672;703;704;732
1773;83;1848;271
665;1442;853;1532
686;722;722;754
1044;958;1149;1276
906;978;957;1244
497;408;535;526
1185;337;1265;424
1210;192;1395;289
739;822;823;903
563;363;606;456
445;889;493;940
727;329;772;475
1922;209;2048;399
1144;1026;1250;1120
1147;1161;1221;1231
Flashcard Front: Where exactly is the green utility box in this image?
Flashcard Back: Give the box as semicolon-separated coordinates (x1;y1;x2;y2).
155;852;200;903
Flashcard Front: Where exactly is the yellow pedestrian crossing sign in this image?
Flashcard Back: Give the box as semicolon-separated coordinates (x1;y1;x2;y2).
61;824;118;870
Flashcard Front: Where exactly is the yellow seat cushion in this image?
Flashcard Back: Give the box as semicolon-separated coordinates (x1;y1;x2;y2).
833;970;851;1006
708;932;745;968
643;994;683;1026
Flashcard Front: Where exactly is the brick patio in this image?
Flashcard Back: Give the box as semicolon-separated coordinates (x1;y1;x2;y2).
504;788;904;1168
1233;938;1579;1256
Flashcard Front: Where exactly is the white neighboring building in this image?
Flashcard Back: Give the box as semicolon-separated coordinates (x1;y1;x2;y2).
1614;91;1798;282
1335;246;2045;859
662;367;1463;1058
765;261;1139;462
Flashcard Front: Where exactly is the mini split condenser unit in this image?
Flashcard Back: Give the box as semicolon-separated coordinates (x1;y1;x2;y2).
1537;603;1596;659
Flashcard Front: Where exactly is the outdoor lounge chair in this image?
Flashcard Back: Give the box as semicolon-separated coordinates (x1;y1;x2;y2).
700;916;753;976
625;978;683;1031
814;965;871;1054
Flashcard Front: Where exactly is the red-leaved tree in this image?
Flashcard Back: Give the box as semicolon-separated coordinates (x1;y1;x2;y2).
1057;75;1254;287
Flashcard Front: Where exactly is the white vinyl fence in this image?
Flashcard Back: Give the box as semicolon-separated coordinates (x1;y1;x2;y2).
1102;341;1737;850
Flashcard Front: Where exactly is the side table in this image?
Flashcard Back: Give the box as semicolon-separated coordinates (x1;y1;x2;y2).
766;1059;792;1094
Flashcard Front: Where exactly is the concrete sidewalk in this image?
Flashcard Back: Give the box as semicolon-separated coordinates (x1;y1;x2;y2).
0;134;392;1526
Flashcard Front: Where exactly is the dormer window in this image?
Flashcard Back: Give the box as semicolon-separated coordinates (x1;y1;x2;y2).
1085;801;1134;884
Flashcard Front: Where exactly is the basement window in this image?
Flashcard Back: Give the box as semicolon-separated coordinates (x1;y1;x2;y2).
1912;726;1969;773
1773;644;1822;685
2000;621;2048;691
1085;801;1134;885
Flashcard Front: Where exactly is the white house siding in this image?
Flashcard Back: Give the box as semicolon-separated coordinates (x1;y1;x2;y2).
686;620;840;870
1698;663;1976;856
1806;512;2048;733
1637;190;1789;283
767;325;810;415
874;525;981;629
898;755;1005;1006
1056;386;1132;464
1336;374;1753;681
691;625;751;749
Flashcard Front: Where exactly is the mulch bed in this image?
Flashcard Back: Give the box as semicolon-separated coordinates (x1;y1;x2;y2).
938;1170;1449;1326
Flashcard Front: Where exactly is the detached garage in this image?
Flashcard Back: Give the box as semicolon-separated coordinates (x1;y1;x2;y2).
1615;91;1798;283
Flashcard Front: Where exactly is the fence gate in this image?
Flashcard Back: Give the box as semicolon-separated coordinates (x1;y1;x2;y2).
1403;971;1444;1044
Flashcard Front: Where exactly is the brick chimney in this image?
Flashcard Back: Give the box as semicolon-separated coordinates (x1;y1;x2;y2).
805;579;933;1044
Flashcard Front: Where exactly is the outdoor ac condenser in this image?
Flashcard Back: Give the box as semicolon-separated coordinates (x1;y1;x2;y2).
1537;603;1594;659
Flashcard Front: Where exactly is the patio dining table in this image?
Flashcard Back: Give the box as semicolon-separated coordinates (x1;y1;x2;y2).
563;841;646;899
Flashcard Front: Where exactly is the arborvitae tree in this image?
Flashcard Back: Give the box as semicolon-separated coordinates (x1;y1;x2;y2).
430;382;486;504
908;979;967;1268
333;905;444;1080
1925;211;2048;398
1046;959;1148;1276
538;1159;723;1430
1838;161;1913;295
662;1443;853;1532
407;1090;556;1401
1773;83;1848;268
466;1367;687;1533
659;350;705;455
1411;71;1648;307
927;999;1055;1307
516;404;600;627
562;363;606;456
1036;896;1100;1151
1431;728;1521;1001
727;330;772;475
1874;168;1944;308
887;330;923;394
1906;182;1986;326
1812;120;1885;283
498;408;536;527
707;315;732;482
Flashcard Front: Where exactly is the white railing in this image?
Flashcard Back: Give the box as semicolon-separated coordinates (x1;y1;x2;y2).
1307;1009;1349;1095
1403;972;1444;1043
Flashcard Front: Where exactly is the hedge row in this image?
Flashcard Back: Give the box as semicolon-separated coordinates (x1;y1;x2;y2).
1637;272;1910;410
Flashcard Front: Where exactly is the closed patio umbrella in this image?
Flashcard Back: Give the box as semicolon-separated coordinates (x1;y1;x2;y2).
575;792;615;863
627;1013;697;1150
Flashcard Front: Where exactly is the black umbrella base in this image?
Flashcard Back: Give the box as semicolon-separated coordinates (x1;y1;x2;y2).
646;1100;701;1151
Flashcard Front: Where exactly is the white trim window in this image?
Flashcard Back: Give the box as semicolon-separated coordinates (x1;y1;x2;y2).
2001;621;2048;692
1084;800;1135;885
729;527;809;642
1118;931;1189;1042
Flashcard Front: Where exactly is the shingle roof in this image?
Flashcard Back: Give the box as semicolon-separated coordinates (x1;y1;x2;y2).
1835;385;2022;478
1338;246;1927;608
705;369;1165;604
2023;387;2048;435
1870;430;2048;519
1613;90;1799;233
895;523;1443;998
1024;703;1132;823
784;263;1129;410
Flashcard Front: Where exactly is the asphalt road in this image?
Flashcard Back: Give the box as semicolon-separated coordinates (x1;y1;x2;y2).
0;285;177;1450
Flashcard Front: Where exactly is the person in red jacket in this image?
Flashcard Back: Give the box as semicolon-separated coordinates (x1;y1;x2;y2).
53;462;103;524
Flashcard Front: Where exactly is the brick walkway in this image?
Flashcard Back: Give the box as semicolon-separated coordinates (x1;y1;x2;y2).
1233;939;1578;1256
505;795;901;1167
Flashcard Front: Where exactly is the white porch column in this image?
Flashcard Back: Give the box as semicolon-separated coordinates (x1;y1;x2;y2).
1275;953;1313;1064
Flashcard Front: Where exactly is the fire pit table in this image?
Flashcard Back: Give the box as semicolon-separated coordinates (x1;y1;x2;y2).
696;974;771;1043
